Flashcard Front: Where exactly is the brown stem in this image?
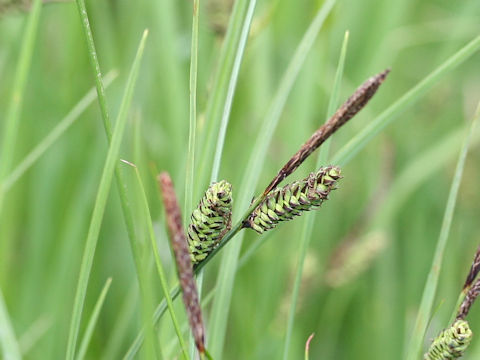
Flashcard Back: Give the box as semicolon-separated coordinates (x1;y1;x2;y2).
457;276;480;320
158;172;205;354
263;69;390;196
463;244;480;291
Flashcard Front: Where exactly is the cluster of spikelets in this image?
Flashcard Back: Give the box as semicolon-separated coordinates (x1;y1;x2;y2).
183;71;392;265
246;166;341;234
187;180;233;264
186;167;341;264
424;320;473;360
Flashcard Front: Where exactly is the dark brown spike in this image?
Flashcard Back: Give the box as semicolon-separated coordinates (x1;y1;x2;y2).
263;69;390;196
457;276;480;320
158;172;205;353
463;244;480;291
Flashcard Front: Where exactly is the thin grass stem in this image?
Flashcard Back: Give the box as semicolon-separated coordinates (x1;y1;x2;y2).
282;30;349;360
124;161;190;360
405;99;480;360
76;278;112;360
65;30;148;360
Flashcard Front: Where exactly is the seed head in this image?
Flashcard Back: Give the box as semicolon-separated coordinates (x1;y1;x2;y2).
187;180;233;264
246;166;341;234
424;320;473;360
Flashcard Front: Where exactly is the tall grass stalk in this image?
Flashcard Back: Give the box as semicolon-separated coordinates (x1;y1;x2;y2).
0;289;21;360
126;161;190;360
71;0;160;357
0;1;42;357
208;1;336;356
76;278;112;360
196;0;256;189
185;0;200;222
405;101;480;360
65;30;148;360
282;30;349;360
0;0;42;211
209;0;257;184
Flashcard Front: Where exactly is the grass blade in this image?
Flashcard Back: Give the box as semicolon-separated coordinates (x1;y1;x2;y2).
0;289;21;360
184;0;200;220
282;30;349;360
18;316;52;356
404;101;480;360
3;71;118;192
72;0;159;356
0;1;42;357
331;34;480;166
0;0;42;208
76;278;112;360
208;1;336;356
209;0;257;183
102;284;138;360
65;30;148;360
196;0;256;188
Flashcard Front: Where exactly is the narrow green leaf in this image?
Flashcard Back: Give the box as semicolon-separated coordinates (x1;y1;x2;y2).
2;71;118;192
184;0;200;221
196;0;256;189
282;30;348;360
65;30;148;360
0;1;42;358
209;0;257;183
405;101;480;360
0;289;21;360
76;278;112;360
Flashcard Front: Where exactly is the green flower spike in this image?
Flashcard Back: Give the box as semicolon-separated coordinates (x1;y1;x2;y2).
187;180;233;264
246;166;341;234
424;320;473;360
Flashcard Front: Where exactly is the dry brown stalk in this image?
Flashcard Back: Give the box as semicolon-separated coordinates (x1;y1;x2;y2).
457;276;480;320
262;69;390;196
463;245;480;291
158;172;205;354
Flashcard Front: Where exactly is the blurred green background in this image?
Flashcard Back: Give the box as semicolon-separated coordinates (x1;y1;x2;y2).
1;0;480;359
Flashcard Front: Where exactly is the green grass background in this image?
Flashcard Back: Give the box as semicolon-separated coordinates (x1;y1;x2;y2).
1;0;480;359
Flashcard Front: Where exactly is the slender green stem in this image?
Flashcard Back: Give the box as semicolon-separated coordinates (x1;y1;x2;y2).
208;1;336;356
185;0;200;221
405;101;480;360
0;0;42;195
196;0;254;189
125;161;190;360
209;0;257;184
65;30;148;360
71;0;145;294
76;278;112;360
0;1;42;358
283;31;349;360
72;0;158;357
0;288;21;360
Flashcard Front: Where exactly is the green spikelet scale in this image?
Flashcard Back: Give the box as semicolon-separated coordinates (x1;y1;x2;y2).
246;166;341;234
424;320;473;360
187;180;233;264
